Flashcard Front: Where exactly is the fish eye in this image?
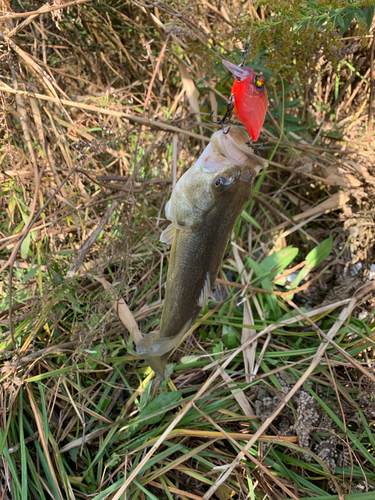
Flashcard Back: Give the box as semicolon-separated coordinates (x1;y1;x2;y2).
255;74;266;90
214;177;225;190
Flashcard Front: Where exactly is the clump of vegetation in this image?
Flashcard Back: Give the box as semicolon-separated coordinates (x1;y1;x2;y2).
237;1;373;80
0;0;374;499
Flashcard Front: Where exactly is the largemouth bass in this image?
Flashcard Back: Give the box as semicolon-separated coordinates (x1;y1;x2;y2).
137;127;266;378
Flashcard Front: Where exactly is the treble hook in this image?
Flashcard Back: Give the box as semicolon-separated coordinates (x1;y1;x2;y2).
240;34;251;67
247;139;266;157
210;94;235;133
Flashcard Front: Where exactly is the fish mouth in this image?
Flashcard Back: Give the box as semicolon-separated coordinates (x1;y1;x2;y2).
211;126;266;172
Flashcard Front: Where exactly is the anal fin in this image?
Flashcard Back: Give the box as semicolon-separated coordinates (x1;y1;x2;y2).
198;272;211;309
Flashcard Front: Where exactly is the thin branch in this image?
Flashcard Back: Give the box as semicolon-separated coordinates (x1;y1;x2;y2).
0;85;210;142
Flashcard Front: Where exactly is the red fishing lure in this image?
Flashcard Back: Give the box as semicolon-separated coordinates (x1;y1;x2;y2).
222;59;268;142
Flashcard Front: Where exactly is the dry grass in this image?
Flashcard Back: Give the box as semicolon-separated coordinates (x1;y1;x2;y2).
0;1;375;499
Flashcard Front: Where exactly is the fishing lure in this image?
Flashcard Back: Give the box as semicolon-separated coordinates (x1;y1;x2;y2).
222;59;268;142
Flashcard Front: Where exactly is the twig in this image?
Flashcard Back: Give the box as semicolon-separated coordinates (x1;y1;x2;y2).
132;29;172;177
0;0;91;22
200;0;234;27
7;342;79;367
134;428;298;449
66;201;120;277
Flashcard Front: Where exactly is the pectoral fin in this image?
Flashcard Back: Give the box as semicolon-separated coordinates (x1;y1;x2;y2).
160;223;176;245
165;199;172;220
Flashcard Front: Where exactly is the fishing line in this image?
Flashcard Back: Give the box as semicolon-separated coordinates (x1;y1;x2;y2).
239;34;251;68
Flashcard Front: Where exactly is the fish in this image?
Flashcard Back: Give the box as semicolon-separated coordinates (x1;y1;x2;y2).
136;126;266;378
222;59;268;142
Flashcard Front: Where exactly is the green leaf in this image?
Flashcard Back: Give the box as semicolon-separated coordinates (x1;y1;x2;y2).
8;195;16;214
222;325;237;349
19;389;28;500
364;6;375;32
241;210;262;231
335;13;345;30
180;355;201;364
20;209;30;225
279;307;309;323
85;345;102;369
290;236;333;291
140;392;182;424
133;480;160;500
353;7;365;22
198;327;208;341
67;292;85;314
21;264;42;284
260;246;299;282
342;11;355;33
325;130;344;139
13;220;25;234
37;382;48;442
21;233;31;260
212;340;224;359
128;391;182;437
316;16;328;30
284;98;302;108
305;235;333;268
247;257;281;319
69;448;79;462
138;379;152;411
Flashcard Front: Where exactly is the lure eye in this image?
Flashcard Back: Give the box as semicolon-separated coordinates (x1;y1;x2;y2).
214;177;225;190
255;74;266;90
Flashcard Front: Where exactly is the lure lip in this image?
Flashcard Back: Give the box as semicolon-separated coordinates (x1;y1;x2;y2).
222;59;255;82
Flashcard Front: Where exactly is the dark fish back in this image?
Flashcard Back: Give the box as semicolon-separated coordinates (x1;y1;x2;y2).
159;188;253;339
